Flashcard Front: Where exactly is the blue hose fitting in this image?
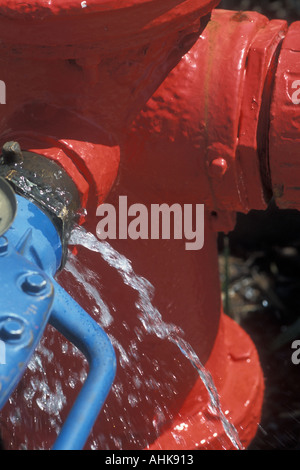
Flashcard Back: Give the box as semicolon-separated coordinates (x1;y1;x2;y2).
0;194;116;450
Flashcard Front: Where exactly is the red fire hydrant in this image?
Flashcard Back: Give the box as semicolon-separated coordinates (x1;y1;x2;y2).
0;0;299;450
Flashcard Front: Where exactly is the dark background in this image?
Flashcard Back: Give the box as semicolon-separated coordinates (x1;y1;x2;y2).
216;0;300;450
219;0;300;21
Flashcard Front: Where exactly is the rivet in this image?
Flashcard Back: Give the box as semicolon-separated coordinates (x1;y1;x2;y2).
208;158;228;178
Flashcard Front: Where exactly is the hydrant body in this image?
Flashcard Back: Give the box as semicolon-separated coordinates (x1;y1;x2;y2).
0;0;299;450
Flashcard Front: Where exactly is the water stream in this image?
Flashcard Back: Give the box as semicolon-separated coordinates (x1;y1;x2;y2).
68;225;244;450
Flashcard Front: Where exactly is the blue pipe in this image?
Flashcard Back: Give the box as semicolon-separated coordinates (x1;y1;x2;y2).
50;280;117;451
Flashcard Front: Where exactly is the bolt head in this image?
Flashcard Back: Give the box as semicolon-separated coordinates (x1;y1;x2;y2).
0;237;8;255
22;273;47;294
1;318;24;340
2;141;23;164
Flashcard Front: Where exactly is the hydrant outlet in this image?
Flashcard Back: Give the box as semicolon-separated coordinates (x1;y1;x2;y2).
269;22;300;210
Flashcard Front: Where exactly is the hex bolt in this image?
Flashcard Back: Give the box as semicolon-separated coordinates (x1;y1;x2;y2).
0;236;8;255
22;273;47;295
2;141;23;164
1;318;24;340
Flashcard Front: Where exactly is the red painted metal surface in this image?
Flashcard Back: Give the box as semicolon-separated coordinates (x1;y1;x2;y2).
0;0;298;450
269;22;300;210
0;0;220;54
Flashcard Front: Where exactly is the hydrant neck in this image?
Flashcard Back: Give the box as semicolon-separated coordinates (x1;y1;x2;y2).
0;0;219;56
0;18;209;140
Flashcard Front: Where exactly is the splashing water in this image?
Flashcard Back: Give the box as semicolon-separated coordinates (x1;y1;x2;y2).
68;225;244;450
